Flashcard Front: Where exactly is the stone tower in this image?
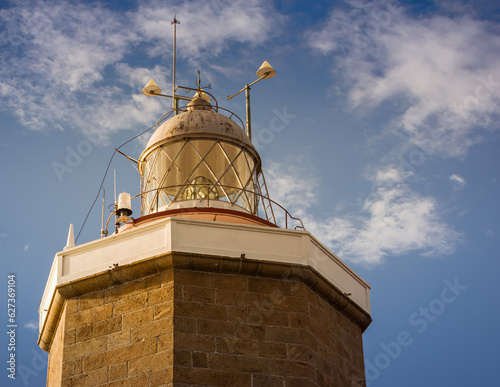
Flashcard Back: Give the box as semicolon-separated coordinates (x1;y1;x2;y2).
39;67;371;387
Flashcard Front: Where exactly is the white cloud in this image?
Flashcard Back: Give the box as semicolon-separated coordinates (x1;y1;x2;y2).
23;321;38;330
307;0;500;158
0;0;284;143
0;1;140;141
450;174;467;188
322;182;462;266
24;244;29;251
370;165;406;184
265;154;318;217
133;0;286;58
267;157;461;266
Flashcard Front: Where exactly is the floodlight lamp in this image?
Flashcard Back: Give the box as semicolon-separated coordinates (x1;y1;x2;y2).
117;192;133;217
142;79;162;97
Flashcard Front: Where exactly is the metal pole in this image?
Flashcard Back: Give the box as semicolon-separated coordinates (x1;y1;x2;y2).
172;17;180;114
245;85;251;140
101;190;106;238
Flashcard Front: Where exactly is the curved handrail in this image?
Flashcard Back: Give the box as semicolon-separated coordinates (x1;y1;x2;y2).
129;183;305;231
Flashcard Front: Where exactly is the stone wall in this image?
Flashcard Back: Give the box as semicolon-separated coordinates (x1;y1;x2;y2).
46;304;66;386
58;270;173;386
46;255;368;386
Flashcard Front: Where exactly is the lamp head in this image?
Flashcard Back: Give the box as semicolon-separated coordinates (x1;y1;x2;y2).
142;78;162;96
256;61;276;79
117;192;133;217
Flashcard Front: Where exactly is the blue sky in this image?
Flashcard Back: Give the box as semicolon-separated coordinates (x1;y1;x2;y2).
1;0;499;385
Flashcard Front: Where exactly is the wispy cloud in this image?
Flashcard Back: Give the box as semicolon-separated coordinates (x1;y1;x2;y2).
291;1;498;265
323;180;462;266
0;0;284;143
23;321;38;330
267;158;461;267
307;0;500;158
134;0;286;59
266;154;318;217
450;174;467;188
0;1;138;142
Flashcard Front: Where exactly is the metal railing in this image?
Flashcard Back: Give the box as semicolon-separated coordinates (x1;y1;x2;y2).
129;183;305;231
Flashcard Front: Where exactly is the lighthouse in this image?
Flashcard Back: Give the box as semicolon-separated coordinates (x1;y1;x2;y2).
38;24;371;387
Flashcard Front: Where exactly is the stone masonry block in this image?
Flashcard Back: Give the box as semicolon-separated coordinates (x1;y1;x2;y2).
174;332;215;352
105;373;149;387
157;333;174;352
192;351;208;368
122;307;154;329
172;316;197;334
128;350;174;376
174;367;251;386
105;274;161;303
83;338;156;372
66;303;113;330
174;300;226;320
183;285;216;303
109;362;127;381
64;336;107;360
150;367;174;386
252;373;285;387
257;341;287;359
210;273;248;290
175;270;210;287
153;301;174;320
108;330;131;350
112;292;149;316
149;285;174;306
79;290;105;311
173;349;191;367
130;318;173;342
76;316;121;342
216;336;258;356
62;366;108;387
197;318;234;337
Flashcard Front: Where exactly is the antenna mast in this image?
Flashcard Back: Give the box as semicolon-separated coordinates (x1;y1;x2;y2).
172;17;180;114
100;188;106;238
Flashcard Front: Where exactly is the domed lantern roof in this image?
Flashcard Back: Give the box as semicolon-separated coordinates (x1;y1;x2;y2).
141;96;256;154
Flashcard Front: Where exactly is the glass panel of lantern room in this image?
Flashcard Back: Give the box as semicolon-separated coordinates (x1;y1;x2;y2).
142;188;157;215
218;151;257;213
202;141;230;182
140;159;151;193
151;148;168;188
140;154;155;214
157;141;188;196
219;142;242;166
219;149;255;189
164;139;224;198
218;143;250;188
187;139;224;184
161;141;200;197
